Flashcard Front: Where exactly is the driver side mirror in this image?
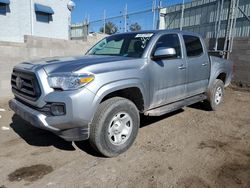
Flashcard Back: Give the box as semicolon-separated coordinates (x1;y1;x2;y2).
152;47;176;60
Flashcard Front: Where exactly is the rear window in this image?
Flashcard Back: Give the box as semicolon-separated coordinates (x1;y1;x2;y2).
183;35;203;57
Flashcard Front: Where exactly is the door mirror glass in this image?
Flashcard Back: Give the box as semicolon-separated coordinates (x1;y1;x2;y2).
153;47;176;60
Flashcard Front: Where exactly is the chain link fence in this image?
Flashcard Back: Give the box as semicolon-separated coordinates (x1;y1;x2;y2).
87;10;156;34
70;0;250;41
70;0;167;39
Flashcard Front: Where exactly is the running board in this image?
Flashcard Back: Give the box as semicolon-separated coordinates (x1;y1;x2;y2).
144;94;207;116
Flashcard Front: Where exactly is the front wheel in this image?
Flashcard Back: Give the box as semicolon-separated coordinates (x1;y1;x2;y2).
206;79;225;111
89;97;140;157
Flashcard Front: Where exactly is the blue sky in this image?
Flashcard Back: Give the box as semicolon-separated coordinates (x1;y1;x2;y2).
71;0;188;32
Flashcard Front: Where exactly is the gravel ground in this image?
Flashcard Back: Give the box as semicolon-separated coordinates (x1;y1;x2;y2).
0;88;249;188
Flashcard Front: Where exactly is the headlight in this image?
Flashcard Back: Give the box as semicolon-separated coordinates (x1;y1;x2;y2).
47;73;94;90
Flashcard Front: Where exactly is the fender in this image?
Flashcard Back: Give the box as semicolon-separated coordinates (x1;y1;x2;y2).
208;69;226;89
208;56;230;89
89;78;148;122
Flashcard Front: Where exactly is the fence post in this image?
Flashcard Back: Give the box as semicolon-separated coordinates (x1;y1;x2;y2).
103;10;106;34
180;0;185;31
83;20;88;41
124;4;128;32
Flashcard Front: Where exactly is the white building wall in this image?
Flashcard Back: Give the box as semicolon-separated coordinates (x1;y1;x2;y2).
0;0;71;43
0;0;31;42
32;0;70;40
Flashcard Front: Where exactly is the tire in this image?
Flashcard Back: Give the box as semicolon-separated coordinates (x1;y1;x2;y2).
89;97;140;157
206;79;225;111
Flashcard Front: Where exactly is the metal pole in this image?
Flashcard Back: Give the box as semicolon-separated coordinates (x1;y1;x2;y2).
223;0;235;59
180;0;185;31
214;0;221;51
124;4;128;32
217;0;224;51
228;0;236;50
30;0;33;35
229;0;240;53
103;10;106;34
86;14;90;36
152;0;156;29
156;0;162;29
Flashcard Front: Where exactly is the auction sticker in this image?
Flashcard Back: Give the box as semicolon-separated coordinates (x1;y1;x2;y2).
135;33;154;38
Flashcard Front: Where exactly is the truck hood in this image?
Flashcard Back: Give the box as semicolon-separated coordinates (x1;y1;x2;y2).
16;55;139;75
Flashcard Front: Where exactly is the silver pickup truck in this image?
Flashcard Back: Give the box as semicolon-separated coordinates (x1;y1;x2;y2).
9;30;233;157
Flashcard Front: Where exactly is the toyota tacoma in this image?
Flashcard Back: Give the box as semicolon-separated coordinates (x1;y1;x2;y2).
9;30;233;157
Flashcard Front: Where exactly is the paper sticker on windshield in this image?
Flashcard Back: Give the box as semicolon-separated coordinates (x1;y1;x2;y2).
135;33;154;38
135;33;153;48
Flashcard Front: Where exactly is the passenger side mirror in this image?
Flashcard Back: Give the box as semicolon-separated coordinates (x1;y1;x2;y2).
152;47;176;60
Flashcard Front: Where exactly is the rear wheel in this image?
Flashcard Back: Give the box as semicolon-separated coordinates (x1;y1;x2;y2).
89;97;140;157
206;79;225;111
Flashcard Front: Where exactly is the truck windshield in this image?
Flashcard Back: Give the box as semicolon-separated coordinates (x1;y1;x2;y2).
86;33;154;58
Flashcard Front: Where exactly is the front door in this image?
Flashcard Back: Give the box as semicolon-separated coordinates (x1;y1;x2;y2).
148;34;187;109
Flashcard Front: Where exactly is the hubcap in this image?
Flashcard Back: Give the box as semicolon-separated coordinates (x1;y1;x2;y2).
215;87;223;105
108;112;133;145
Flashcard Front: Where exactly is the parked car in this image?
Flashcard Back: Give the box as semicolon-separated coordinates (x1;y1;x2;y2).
9;30;233;157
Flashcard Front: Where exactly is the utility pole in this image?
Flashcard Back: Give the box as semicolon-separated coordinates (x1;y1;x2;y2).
180;0;185;30
152;0;156;29
157;0;162;30
87;14;90;25
103;9;106;34
124;4;128;32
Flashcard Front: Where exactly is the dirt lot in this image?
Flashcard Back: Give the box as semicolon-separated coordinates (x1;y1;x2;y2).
0;88;249;188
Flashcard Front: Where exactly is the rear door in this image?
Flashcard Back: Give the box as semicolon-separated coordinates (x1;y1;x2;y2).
182;35;210;97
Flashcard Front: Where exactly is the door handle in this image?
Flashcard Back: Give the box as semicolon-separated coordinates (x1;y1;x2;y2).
178;65;186;70
202;63;208;66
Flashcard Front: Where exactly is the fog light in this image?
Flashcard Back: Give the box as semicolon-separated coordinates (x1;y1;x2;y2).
51;103;65;116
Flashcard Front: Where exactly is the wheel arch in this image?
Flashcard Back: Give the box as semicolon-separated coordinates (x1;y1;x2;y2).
90;79;147;122
216;72;227;84
208;69;227;89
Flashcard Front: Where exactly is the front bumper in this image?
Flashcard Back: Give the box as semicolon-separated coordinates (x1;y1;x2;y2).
9;66;101;141
9;98;91;141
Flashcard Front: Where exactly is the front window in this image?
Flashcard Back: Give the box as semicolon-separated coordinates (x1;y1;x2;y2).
154;34;182;59
87;33;154;58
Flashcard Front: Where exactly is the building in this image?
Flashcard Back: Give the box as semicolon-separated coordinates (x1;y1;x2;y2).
159;0;250;87
0;0;73;42
159;0;250;39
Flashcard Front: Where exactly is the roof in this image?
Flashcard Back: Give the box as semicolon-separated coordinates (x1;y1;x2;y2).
112;29;202;38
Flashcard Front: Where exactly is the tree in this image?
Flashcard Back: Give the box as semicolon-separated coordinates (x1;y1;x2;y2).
129;22;142;32
100;21;118;34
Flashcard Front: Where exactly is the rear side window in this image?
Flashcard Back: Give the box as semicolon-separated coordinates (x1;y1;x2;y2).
183;35;203;57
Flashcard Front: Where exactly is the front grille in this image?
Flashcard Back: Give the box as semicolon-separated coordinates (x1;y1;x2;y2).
11;69;41;101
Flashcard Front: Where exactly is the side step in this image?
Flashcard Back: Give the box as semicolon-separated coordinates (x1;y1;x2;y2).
144;94;207;116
